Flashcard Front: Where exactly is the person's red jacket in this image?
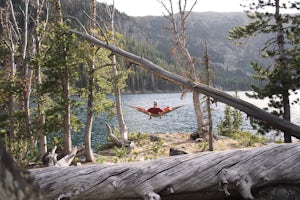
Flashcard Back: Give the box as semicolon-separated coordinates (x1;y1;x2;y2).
147;107;163;114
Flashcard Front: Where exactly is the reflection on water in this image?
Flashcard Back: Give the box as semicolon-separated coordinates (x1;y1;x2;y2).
72;91;300;148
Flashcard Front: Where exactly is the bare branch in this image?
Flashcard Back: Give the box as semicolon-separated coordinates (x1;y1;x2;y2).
65;15;88;34
105;123;122;147
183;0;197;20
8;0;20;38
158;0;173;16
82;10;109;43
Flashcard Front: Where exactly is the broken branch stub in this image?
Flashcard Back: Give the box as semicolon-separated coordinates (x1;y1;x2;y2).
45;146;78;167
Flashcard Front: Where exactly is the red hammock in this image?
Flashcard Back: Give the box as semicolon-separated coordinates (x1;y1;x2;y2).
127;105;184;118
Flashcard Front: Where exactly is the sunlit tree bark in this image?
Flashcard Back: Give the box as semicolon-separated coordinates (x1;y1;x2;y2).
108;1;128;144
84;0;97;162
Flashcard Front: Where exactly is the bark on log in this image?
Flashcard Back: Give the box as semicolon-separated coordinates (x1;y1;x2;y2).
30;143;300;200
70;29;300;139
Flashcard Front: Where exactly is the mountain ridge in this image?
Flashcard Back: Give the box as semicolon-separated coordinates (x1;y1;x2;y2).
62;1;269;90
114;11;268;90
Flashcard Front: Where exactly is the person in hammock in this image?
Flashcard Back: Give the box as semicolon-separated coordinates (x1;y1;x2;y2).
147;101;164;115
130;102;181;119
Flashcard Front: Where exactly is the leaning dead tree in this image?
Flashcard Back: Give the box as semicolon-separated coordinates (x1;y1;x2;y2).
70;29;300;138
30;143;300;200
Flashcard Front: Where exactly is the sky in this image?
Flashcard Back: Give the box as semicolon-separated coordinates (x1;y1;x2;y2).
97;0;299;16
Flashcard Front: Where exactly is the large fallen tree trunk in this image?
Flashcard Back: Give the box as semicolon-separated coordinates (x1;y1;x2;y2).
71;29;300;139
30;143;300;200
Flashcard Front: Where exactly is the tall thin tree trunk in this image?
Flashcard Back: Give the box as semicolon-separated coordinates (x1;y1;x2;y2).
204;41;213;151
4;1;17;139
17;0;33;143
275;0;291;143
110;1;128;144
283;91;291;142
8;52;16;140
56;0;71;154
63;67;72;155
112;55;128;143
52;0;72;154
85;82;94;161
35;0;47;155
162;0;205;139
84;0;96;162
22;0;34;145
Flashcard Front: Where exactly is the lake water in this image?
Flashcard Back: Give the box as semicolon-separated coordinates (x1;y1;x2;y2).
72;91;300;148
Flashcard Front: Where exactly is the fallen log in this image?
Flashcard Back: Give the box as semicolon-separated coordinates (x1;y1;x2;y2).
43;146;81;167
70;29;300;139
30;143;300;200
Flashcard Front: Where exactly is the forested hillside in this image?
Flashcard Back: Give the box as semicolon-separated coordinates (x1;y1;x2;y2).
123;12;268;90
60;0;271;91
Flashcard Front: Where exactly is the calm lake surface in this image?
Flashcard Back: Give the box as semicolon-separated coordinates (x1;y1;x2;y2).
73;91;300;148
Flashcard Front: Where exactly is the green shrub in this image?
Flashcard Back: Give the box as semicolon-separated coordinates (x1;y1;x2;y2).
217;92;267;147
4;136;39;167
113;146;128;159
151;138;165;158
198;142;209;151
128;132;148;146
230;131;267;147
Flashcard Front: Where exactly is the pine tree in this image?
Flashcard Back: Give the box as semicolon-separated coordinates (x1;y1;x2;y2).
229;0;300;142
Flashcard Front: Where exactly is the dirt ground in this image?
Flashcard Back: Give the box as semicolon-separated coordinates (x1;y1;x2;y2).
95;133;262;163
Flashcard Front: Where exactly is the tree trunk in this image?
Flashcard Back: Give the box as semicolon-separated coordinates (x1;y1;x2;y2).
113;54;128;144
70;29;300;139
8;55;16;139
34;0;47;156
30;143;300;200
283;91;292;142
62;67;72;155
164;1;205;138
204;41;213;150
192;91;204;133
3;0;17;139
84;61;95;162
21;0;34;142
275;0;292;143
52;0;72;155
83;0;97;162
110;1;128;144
